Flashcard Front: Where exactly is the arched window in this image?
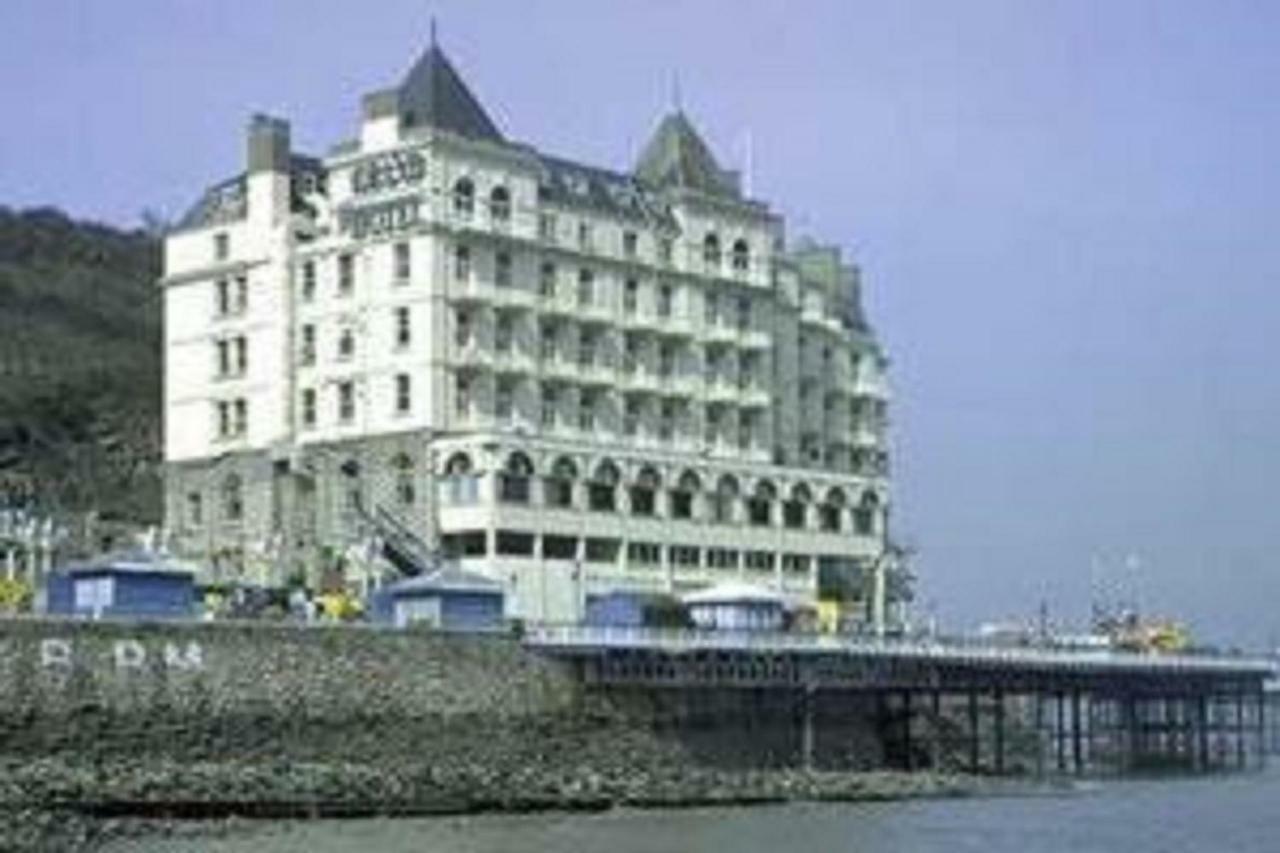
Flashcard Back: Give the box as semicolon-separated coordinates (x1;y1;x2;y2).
453;177;475;218
630;466;662;517
854;489;880;536
489;185;511;222
221;473;243;521
670;469;701;520
545;456;577;509
392;453;415;506
784;483;811;529
588;459;621;512
711;473;739;524
747;480;776;527
703;233;722;267
500;452;534;504
441;452;478;505
820;486;847;532
731;238;750;272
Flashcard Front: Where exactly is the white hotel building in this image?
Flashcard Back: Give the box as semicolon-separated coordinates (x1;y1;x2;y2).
162;42;895;624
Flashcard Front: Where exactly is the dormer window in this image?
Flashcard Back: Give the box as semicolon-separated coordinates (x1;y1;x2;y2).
731;238;750;272
453;177;475;218
490;186;511;222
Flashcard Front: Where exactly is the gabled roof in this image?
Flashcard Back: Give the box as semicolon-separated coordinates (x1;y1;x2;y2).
398;45;503;141
634;111;736;196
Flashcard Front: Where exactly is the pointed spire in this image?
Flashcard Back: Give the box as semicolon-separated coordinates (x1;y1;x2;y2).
634;111;735;196
397;40;503;141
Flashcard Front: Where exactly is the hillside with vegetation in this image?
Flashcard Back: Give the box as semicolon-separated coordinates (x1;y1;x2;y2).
0;206;162;526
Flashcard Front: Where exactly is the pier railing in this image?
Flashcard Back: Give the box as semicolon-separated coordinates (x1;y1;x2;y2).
526;624;1275;677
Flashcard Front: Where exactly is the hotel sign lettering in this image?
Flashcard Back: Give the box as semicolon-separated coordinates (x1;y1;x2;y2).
339;197;422;239
350;150;426;195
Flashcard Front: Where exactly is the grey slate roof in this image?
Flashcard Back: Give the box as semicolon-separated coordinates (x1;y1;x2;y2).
634;111;738;197
398;46;503;141
176;155;326;231
536;155;678;229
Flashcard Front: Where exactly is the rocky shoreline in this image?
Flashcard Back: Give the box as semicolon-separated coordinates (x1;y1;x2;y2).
0;760;979;851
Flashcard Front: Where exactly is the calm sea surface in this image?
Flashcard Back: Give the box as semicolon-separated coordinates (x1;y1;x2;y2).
109;766;1280;853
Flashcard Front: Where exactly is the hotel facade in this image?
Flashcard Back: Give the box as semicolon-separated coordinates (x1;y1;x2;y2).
161;43;895;624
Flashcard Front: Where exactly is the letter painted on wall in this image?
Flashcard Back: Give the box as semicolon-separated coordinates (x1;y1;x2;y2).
39;638;72;668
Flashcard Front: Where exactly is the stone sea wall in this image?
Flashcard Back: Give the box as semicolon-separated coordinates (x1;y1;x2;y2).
0;618;965;850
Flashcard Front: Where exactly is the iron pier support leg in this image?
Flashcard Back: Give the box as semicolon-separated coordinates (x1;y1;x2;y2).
801;683;816;772
993;689;1006;775
1197;693;1210;772
1056;692;1066;773
902;691;914;772
1072;690;1084;774
930;689;942;771
968;689;980;773
1034;691;1045;777
1237;689;1247;770
1259;688;1268;769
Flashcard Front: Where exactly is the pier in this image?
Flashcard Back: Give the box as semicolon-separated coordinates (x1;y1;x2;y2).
528;626;1275;775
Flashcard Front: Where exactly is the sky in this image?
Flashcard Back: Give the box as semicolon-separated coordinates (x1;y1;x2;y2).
2;1;1278;648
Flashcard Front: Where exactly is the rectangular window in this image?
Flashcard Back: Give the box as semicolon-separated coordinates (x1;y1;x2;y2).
578;330;596;368
495;315;513;354
455;310;472;348
539;322;557;361
455;375;472;417
623;278;638;315
623;397;640;437
539;261;557;298
216;339;230;377
234;336;247;375
659;400;676;441
338;254;354;295
543;535;577;559
338;329;355;360
658;237;673;265
234;276;248;313
626;542;661;566
301;260;316;302
300;388;316;429
495;250;512;287
578;391;596;432
623;230;638;258
215;279;230;316
658;284;673;318
577;268;593;307
216;401;231;438
395;307;411;348
496;531;535;556
214;232;229;261
300;324;316;366
539;212;557;243
454;245;471;282
495;379;515;422
395;374;411;415
233;398;247;436
705;291;718;326
659;343;675;378
186;492;203;527
737;295;751;331
541;384;558;427
337;382;355;424
745;551;774;571
394;241;411;281
577;221;592;250
671;545;700;567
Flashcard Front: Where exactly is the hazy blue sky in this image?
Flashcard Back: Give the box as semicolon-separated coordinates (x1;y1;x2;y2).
3;1;1278;647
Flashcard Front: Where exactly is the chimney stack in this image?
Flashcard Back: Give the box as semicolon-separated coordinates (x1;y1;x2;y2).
247;114;291;174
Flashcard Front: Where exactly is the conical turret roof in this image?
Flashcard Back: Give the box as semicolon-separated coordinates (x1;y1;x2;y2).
398;45;503;141
634;111;734;195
